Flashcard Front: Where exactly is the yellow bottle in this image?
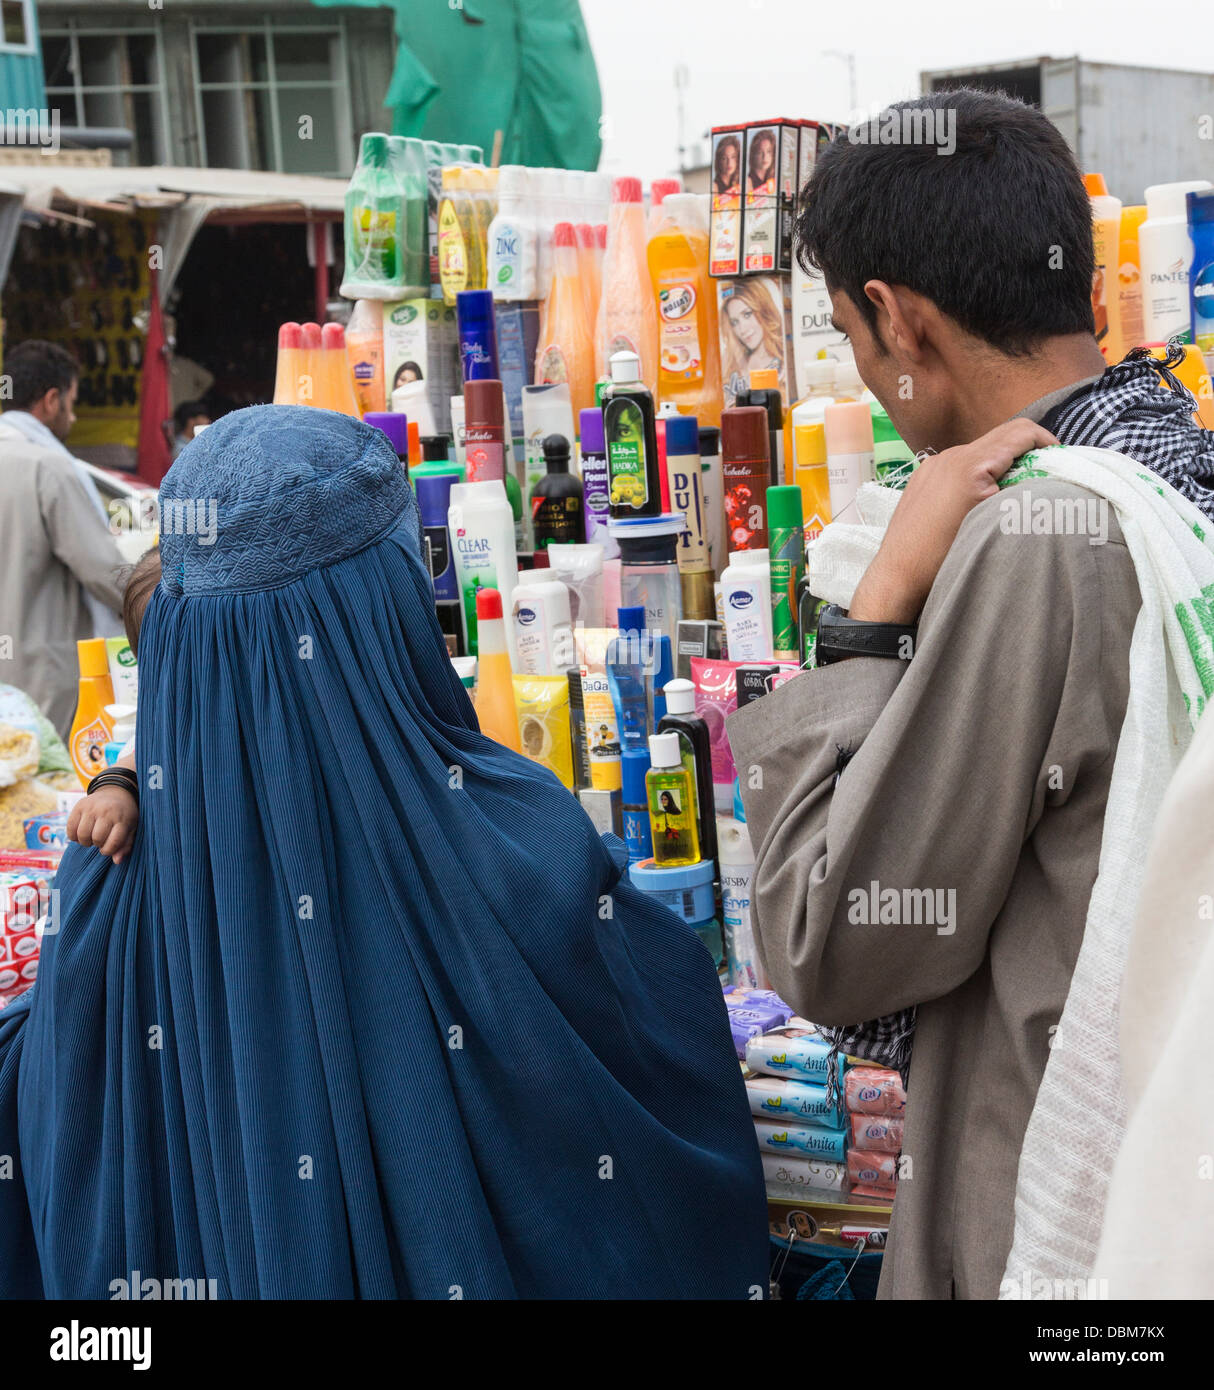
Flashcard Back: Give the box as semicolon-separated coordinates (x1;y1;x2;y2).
69;638;117;786
438;166;485;306
1117;205;1148;357
646;192;721;426
646;732;700;867
472;588;521;752
794;422;831;544
1085;174;1122;363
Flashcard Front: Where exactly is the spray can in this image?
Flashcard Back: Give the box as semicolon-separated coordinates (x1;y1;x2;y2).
720;405;771;551
767;485;805;662
463;378;507;483
456;288;501;381
579;406;618;557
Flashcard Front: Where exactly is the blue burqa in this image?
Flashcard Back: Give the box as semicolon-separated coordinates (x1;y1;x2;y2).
0;406;767;1299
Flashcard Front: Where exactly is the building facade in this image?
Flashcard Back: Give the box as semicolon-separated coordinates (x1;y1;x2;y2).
2;0;47;111
37;0;394;175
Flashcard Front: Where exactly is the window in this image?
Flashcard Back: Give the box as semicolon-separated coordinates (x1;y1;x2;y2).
191;20;354;177
1;0;34;52
41;23;169;166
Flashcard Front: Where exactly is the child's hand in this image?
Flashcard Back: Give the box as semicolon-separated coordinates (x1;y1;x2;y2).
67;785;139;865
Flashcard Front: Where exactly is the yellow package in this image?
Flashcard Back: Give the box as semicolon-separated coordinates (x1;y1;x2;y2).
513;676;574;789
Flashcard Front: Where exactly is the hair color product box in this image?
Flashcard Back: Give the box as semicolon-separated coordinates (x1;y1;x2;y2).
709;125;746;278
383;298;460;436
718;275;795;411
495;299;541;440
742;120;800;275
675;619;725;682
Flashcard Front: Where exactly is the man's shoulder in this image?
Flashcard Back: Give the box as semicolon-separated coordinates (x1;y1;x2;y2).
958;477;1128;557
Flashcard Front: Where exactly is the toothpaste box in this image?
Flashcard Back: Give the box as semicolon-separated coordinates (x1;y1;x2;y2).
1;875;43;933
24;813;67;851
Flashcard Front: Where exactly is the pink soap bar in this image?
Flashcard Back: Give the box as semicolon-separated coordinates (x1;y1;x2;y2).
850;1114;903;1153
845;1066;906;1117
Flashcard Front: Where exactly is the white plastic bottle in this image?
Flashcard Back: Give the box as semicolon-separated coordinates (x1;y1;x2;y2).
823;400;875;524
1140;179;1213;345
720;549;773;661
447;480;519;660
487;164;537;300
718;815;767;988
511;578;574;676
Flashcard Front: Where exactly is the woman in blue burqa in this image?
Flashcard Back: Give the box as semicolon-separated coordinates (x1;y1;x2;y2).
0;406;767;1299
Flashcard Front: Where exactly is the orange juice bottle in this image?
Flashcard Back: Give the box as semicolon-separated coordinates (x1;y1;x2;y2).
647;193;721;426
69;639;116;786
535;222;596;418
596;176;659;392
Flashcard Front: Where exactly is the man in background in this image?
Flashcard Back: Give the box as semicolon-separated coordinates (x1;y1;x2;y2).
172;400;211;458
0;340;126;733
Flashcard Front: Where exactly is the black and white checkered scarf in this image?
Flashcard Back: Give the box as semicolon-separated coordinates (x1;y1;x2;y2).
820;341;1214;1096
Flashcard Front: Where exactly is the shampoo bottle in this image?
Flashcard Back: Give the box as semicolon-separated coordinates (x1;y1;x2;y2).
472;588;521;752
448;479;518;657
530;433;585;548
604;349;662;518
646;731;700;867
69;638;116;786
656;676;716;864
1140;180;1213;345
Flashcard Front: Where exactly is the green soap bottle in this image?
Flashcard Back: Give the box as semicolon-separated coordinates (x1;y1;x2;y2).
646;731;701;867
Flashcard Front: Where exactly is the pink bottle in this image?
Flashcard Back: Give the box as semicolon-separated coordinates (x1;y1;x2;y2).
595;176;659;393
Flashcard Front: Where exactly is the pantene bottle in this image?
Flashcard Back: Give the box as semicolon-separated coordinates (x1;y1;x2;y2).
823;400;875;524
596;176;659;390
1117;205;1149;355
472;588;521;752
535;222;596;417
69;639;117;786
647;192;721;426
1140;180;1213;345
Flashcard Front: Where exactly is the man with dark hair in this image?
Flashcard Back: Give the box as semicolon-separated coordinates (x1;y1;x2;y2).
172;399;210;458
727;90;1214;1299
0;339;126;733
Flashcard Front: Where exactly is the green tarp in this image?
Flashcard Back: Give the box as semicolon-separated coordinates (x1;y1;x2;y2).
313;0;602;169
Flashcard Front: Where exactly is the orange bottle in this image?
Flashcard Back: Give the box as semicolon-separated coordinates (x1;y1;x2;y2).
472;588;521;752
535;221;596;418
273;322;303;405
575;222;602;333
318;322;362;417
69;639;116;786
595;176;659;391
647;192;722;426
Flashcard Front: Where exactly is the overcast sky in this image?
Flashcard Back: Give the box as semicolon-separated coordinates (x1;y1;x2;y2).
580;0;1213;180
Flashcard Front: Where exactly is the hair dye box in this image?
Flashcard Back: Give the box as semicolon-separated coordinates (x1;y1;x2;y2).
383;298;460;436
717;275;795;411
709;124;746;277
740;120;800;276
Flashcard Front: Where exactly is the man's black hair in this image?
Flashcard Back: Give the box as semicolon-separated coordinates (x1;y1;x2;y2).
795;89;1095;356
4;339;79;411
174;399;208;433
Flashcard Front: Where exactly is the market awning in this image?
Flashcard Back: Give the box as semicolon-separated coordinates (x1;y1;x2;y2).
0;164;348;298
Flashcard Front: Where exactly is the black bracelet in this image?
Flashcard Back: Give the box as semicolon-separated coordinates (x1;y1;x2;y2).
87;766;139;805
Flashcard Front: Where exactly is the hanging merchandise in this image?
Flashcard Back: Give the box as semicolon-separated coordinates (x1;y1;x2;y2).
535;222;597;418
603;350;662;518
596;177;659;389
647;193;722;426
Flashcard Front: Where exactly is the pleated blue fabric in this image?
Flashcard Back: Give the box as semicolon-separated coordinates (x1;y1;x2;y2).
0;406;767;1299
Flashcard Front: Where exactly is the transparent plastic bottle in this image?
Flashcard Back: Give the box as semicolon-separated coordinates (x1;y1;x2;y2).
535;222;596;417
646;192;721;425
596;177;659;392
487;164;537;300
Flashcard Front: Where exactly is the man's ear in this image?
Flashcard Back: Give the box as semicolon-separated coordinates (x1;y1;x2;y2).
863;281;930;361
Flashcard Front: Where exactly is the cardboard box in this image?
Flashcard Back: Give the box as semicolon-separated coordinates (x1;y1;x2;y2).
383;298;461;438
717;275;795;411
709;125;746;278
741;120;800;275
